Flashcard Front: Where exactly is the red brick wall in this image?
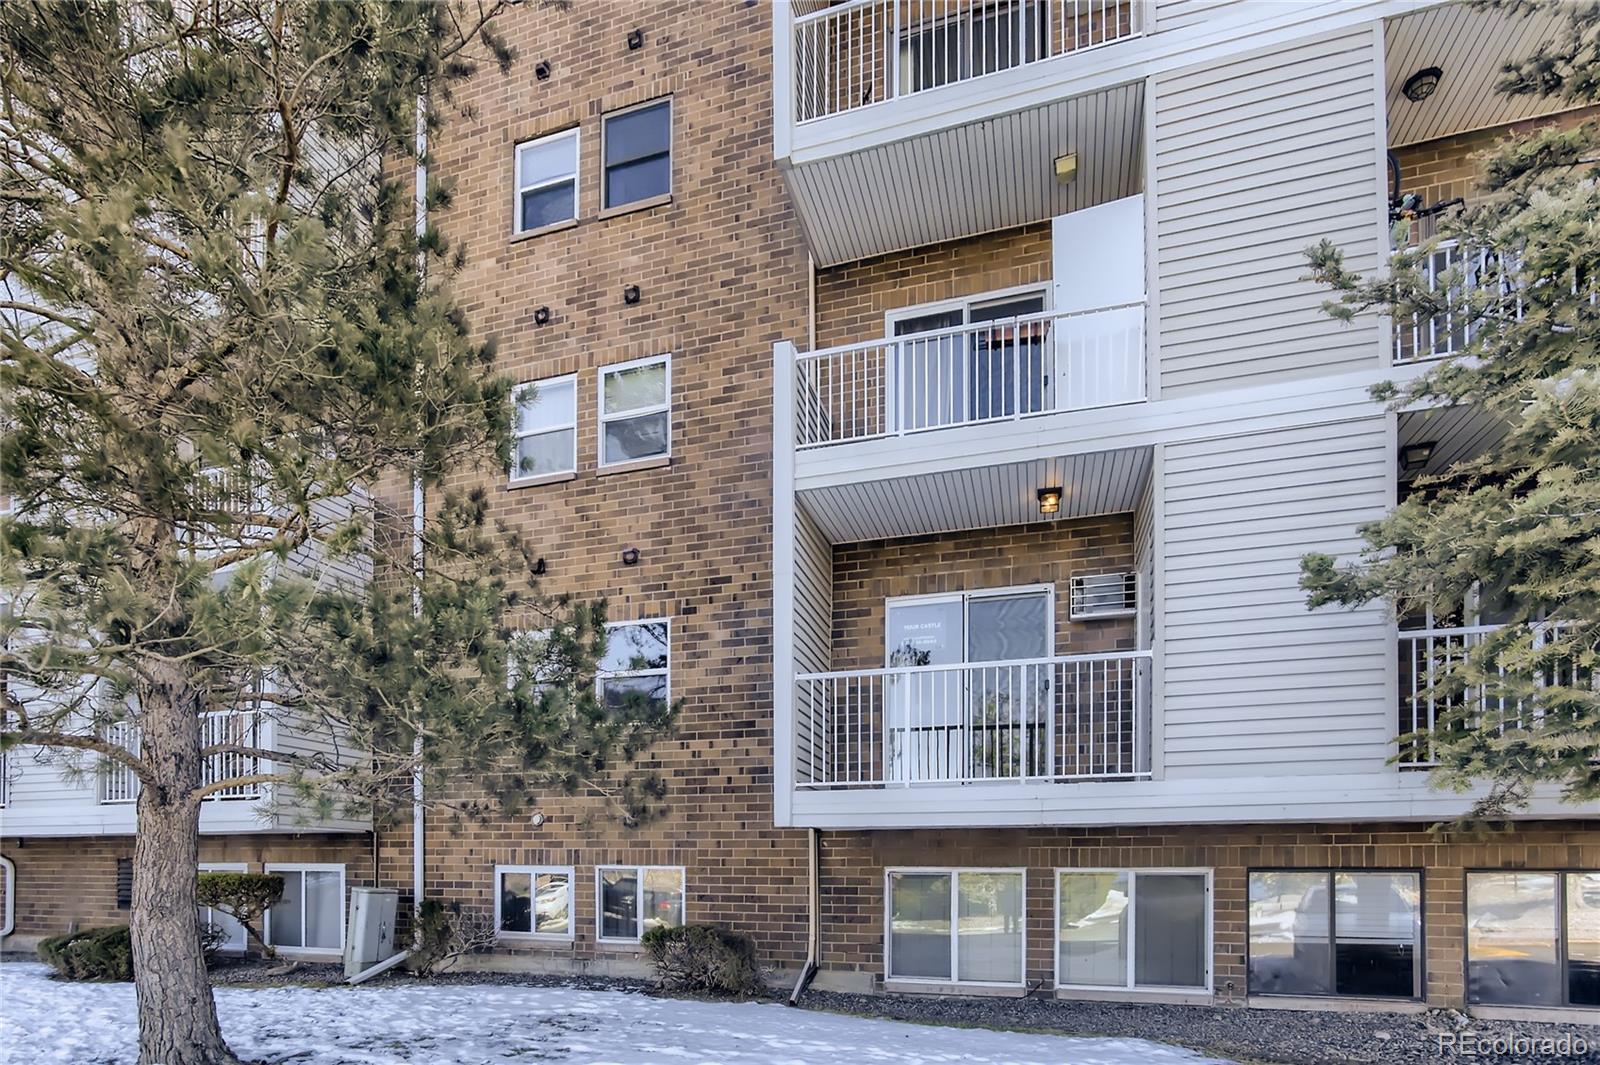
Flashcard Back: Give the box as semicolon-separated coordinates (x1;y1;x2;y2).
1392;105;1600;216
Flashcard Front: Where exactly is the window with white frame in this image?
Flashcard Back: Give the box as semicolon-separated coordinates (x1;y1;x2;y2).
598;355;670;466
886;868;1025;985
597;865;684;941
514;128;578;233
601;98;671;209
1247;870;1421;999
1057;869;1210;991
511;375;577;482
265;864;345;952
198;862;248;953
495;865;574;938
597;620;669;715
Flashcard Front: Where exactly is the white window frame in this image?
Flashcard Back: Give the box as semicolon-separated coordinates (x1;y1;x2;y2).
883;866;1028;988
513;127;579;235
198;861;249;954
883;584;1056;667
594;864;687;944
509;373;577;484
883;283;1053;337
1054;867;1214;994
597;353;671;468
600;97;673;210
596;618;671;706
262;862;347;956
493;864;576;942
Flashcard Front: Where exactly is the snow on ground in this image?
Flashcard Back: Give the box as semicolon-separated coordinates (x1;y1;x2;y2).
0;961;1232;1065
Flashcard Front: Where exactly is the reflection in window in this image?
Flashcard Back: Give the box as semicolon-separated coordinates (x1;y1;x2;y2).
1057;872;1128;986
1249;871;1418;998
1058;870;1208;990
598;865;683;941
496;867;572;937
599;356;670;465
598;621;669;717
888;869;1023;985
1467;871;1600;1007
267;867;344;951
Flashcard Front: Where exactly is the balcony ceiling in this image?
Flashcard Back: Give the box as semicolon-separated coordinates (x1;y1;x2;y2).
1385;3;1579;149
1398;402;1509;480
785;79;1145;267
797;445;1150;544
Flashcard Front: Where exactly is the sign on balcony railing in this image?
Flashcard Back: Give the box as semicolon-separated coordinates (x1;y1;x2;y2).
98;710;266;804
794;303;1145;447
794;650;1151;788
793;0;1141;123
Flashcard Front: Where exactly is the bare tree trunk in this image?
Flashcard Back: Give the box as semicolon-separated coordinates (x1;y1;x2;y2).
131;670;239;1065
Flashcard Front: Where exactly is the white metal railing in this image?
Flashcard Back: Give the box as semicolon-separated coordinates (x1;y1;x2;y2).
1393;241;1522;364
1397;623;1590;766
98;710;265;804
793;0;1142;123
794;303;1145;448
795;650;1151;787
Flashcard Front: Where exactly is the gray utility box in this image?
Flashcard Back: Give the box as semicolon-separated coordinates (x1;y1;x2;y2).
343;886;399;978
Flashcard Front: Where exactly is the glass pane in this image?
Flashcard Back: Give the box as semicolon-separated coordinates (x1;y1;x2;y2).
1058;871;1128;986
889;872;952;980
516;378;574;435
604;102;670;166
600;868;638;939
605;155;670;208
893;309;965;337
269;870;304;948
885;599;964;782
601;622;669;673
514;429;574;479
957;872;1023;983
521;182;575;231
1467;872;1560;1005
642;868;684;933
500;871;532;933
966;593;1049;662
602;411;669;464
1135;874;1207;989
518;133;576;187
601;673;668;714
1334;872;1418;997
1568;873;1600;1007
1248;871;1330;995
534;872;569;935
303;870;342;950
602;362;667;414
968;295;1046;323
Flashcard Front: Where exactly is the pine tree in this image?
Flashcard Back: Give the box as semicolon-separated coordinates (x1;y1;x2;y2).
0;4;672;1062
1301;0;1599;822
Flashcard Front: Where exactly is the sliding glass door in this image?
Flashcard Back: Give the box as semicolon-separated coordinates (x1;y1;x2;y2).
891;292;1048;433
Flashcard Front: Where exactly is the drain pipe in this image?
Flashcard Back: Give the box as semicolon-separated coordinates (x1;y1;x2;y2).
787;828;821;1005
410;92;428;936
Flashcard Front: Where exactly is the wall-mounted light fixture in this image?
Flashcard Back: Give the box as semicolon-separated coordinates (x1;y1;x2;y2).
623;284;641;305
534;60;552;81
1400;441;1437;473
1053;152;1078;184
621;546;640;566
627;28;644;51
532;557;547;576
1403;67;1443;102
530;811;546;827
1037;486;1063;515
533;306;551;326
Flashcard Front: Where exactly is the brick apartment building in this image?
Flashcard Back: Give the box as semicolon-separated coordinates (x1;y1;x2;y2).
3;0;1599;1021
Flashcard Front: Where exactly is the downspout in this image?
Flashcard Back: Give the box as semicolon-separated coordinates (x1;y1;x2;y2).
410;92;428;936
787;827;821;1005
806;254;816;352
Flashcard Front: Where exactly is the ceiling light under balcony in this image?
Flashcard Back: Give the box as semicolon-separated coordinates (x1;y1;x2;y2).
1037;486;1064;515
1402;67;1443;102
1054;153;1078;184
1400;441;1437;473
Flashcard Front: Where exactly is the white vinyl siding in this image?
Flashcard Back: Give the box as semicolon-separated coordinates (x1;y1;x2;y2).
1152;26;1384;395
1151;0;1233;33
1160;418;1392;777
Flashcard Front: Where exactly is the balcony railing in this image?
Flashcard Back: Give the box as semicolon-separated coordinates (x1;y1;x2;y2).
1393;241;1523;364
99;710;265;804
793;0;1142;123
794;303;1145;448
1397;623;1589;766
795;650;1151;788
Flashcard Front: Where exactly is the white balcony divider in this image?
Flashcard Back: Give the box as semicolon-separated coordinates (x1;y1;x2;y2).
795;650;1151;788
793;303;1145;448
1397;622;1589;766
98;710;266;804
793;0;1141;123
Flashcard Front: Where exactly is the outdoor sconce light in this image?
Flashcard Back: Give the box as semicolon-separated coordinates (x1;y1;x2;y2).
534;60;551;81
627;28;644;51
623;284;641;305
1403;67;1442;102
1053;152;1078;184
621;546;640;566
1037;486;1063;515
530;811;546;827
533;306;551;326
1400;441;1437;473
532;557;547;576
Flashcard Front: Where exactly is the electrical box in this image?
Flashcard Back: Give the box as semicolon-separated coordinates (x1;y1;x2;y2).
343;886;398;979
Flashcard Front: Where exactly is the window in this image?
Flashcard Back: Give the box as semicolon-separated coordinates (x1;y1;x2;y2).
514;128;578;233
511;375;577;482
602;99;670;209
1247;871;1421;999
597;620;670;716
1468;871;1600;1008
1057;869;1210;991
887;289;1050;432
265;864;345;953
495;865;574;939
199;862;248;953
598;355;670;466
597;865;684;942
886;868;1025;985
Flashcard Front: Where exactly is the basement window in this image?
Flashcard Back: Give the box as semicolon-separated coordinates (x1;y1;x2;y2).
264;864;345;953
1468;871;1600;1007
1247;870;1421;999
494;865;574;939
886;868;1025;986
1057;869;1210;990
597;865;684;942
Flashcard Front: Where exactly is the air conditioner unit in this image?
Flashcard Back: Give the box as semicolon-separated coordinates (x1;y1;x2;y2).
1069;572;1137;620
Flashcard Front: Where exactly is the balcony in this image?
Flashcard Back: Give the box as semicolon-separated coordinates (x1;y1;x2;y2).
98;710;267;805
796;650;1151;788
1392;241;1522;365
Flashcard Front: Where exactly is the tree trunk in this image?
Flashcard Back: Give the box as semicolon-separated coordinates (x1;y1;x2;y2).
131;672;239;1065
